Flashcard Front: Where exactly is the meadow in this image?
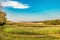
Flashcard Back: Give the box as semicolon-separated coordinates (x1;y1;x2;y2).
4;27;60;35
1;22;60;40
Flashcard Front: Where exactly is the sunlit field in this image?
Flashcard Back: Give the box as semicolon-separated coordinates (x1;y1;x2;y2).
1;24;60;40
4;27;60;35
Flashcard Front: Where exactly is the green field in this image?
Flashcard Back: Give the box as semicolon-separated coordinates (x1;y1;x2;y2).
4;27;60;35
1;25;60;40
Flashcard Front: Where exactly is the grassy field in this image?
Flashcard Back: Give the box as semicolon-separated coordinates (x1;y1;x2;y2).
1;24;60;40
4;27;60;35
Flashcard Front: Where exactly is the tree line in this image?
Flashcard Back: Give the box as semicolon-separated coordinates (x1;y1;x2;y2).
0;11;60;26
43;19;60;25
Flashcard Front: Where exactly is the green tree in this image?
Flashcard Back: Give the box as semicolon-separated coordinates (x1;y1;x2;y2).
43;19;60;25
0;12;6;26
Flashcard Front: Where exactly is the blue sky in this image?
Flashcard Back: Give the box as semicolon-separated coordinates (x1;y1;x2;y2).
1;0;60;22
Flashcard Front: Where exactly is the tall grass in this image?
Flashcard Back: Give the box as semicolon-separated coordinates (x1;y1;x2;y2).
1;26;60;40
4;27;60;35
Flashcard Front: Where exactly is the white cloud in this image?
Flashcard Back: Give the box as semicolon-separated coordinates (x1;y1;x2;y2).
0;0;11;2
1;1;30;9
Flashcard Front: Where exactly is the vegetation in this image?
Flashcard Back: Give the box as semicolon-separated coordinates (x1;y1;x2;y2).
43;19;60;25
0;12;6;26
4;27;60;35
1;12;60;40
1;34;60;40
0;25;60;40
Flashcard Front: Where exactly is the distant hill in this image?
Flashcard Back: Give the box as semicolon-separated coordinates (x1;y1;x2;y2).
5;19;60;25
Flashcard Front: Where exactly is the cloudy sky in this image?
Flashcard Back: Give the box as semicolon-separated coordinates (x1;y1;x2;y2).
1;0;60;22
